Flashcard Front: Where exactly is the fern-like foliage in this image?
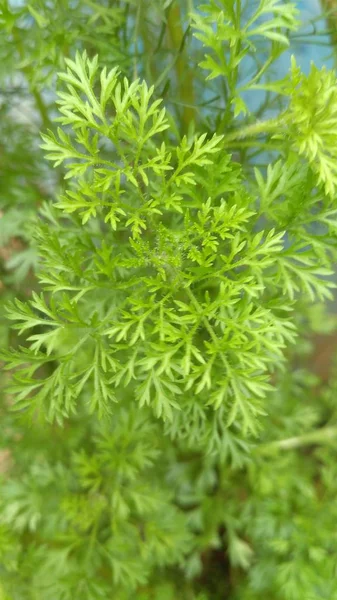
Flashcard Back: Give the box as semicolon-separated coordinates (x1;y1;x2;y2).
4;48;337;444
286;59;337;197
2;2;337;599
0;51;318;439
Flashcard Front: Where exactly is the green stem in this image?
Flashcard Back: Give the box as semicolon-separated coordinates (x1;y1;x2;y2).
132;0;142;80
184;287;229;372
85;522;99;566
139;6;156;83
12;26;52;130
166;2;195;133
217;0;243;134
257;425;337;454
222;115;286;146
320;0;337;65
32;89;51;130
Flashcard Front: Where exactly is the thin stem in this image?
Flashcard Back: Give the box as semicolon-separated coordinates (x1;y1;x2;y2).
238;55;278;93
257;425;337;454
166;2;195;133
217;0;243;134
222;140;283;151
184;287;229;372
222;115;285;146
85;521;99;566
132;0;142;80
12;26;52;130
320;0;337;53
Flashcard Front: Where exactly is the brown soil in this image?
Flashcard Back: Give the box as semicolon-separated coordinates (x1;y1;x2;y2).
309;333;337;383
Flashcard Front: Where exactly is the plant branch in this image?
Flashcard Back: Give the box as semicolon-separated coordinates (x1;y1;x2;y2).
257;425;337;454
166;2;195;132
222;115;286;145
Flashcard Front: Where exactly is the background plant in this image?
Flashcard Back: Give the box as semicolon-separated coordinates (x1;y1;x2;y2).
1;1;337;598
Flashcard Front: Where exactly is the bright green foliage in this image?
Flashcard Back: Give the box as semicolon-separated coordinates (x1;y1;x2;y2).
191;0;299;120
2;1;337;599
286;60;337;197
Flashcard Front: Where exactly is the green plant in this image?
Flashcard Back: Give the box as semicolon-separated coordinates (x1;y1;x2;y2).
2;1;337;598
